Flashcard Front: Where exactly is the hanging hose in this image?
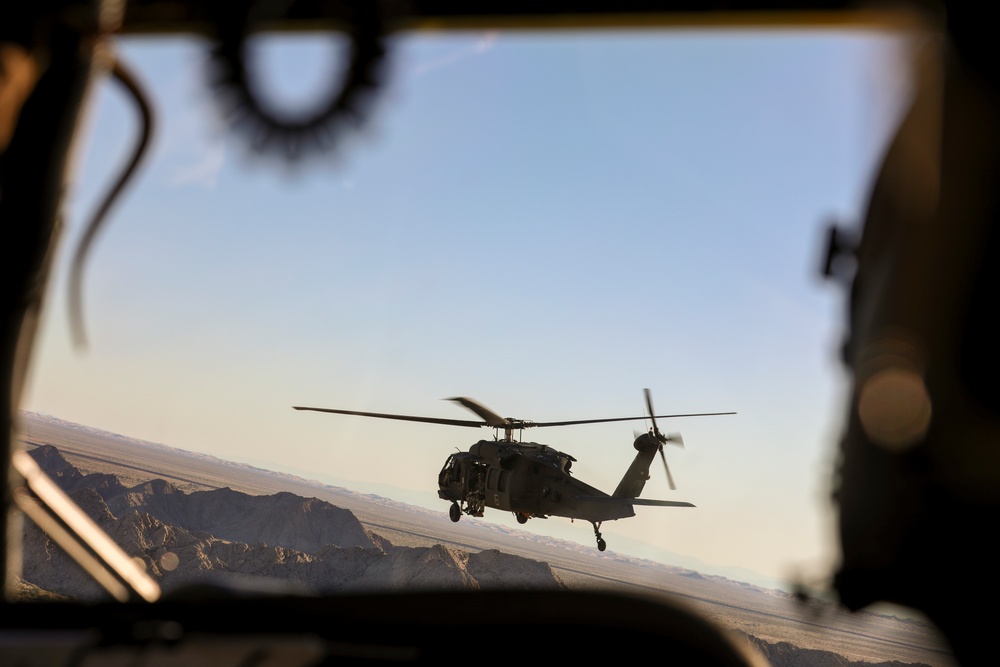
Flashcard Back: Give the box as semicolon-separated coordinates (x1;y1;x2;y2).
67;54;154;350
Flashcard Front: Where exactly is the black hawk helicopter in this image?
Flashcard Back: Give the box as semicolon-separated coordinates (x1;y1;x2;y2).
294;389;734;551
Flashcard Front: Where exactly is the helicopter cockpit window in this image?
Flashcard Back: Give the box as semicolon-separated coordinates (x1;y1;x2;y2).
440;454;458;481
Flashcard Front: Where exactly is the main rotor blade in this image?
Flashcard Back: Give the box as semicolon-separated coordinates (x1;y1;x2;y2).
296;398;736;431
292;406;486;428
447;397;509;427
659;447;676;490
531;412;735;428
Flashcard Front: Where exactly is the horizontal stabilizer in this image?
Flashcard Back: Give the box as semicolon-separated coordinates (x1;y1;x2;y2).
576;496;694;508
630;498;695;508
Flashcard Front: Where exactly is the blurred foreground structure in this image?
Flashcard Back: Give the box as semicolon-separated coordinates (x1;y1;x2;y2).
2;1;998;665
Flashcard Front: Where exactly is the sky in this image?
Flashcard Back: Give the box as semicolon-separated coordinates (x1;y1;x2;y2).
20;23;917;590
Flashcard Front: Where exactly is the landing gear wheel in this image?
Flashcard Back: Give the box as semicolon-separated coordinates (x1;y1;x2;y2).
449;502;461;522
592;521;606;551
515;513;528;524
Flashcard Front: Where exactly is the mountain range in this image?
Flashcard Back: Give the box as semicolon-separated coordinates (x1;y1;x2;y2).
21;444;565;599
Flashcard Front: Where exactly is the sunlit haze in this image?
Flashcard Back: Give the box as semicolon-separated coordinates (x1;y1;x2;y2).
21;26;916;588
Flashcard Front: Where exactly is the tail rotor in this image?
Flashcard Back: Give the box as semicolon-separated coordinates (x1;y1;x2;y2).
645;388;683;490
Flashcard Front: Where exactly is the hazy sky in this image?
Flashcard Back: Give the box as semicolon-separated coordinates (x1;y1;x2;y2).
21;24;916;587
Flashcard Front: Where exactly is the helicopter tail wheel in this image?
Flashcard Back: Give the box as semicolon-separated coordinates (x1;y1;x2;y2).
515;512;529;524
449;502;461;522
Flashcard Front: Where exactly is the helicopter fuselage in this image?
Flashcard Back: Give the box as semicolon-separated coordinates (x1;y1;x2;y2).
437;439;635;523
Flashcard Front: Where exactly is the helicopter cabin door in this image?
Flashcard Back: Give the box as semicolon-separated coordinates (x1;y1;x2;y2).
484;466;512;511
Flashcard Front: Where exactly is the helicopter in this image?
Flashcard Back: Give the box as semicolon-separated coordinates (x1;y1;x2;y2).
294;389;734;551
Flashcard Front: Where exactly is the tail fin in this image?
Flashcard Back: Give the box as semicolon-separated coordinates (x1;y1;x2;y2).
612;432;659;499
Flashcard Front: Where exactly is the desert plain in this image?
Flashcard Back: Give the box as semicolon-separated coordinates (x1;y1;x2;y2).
12;412;959;667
